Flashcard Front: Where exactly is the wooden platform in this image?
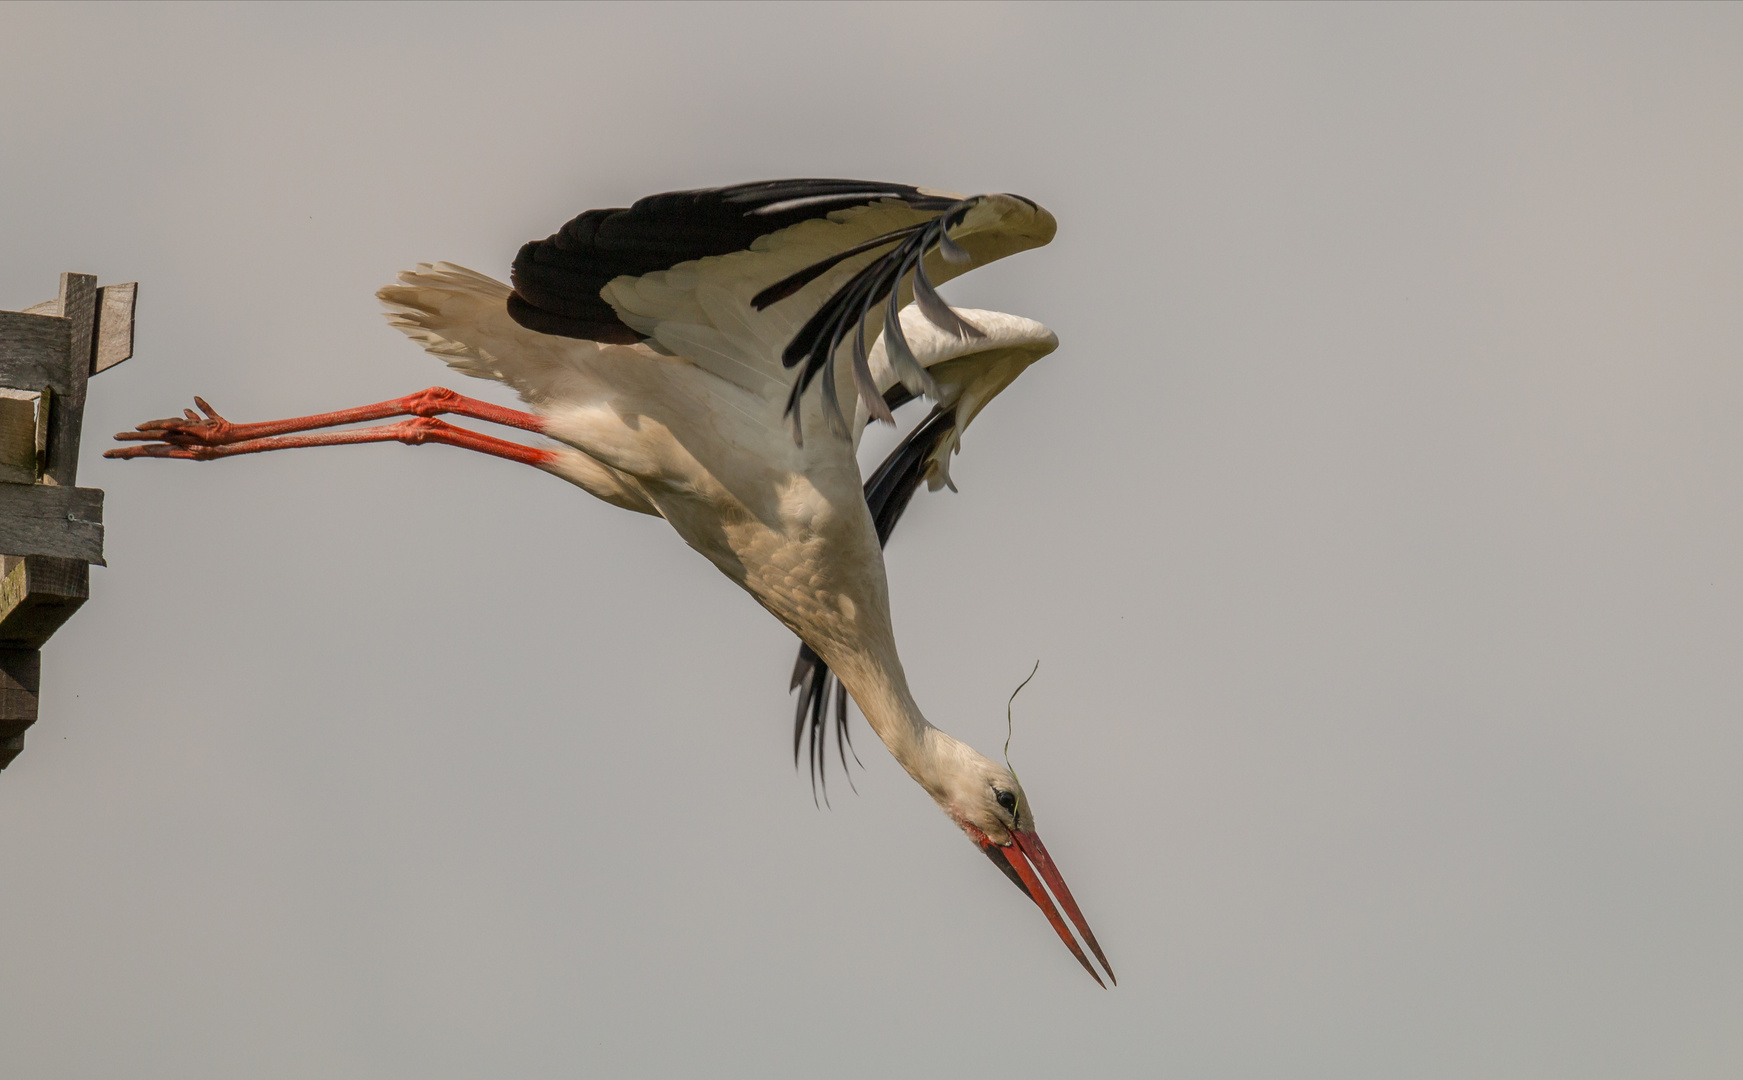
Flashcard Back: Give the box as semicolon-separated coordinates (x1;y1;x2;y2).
0;273;134;771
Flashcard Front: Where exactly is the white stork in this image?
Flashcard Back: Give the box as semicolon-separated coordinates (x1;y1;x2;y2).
109;180;1114;985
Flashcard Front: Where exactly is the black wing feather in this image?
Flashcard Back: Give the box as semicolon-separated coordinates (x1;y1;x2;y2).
763;202;981;435
510;179;988;442
508;179;955;344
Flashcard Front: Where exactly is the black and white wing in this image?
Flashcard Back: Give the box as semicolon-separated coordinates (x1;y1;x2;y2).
790;307;1059;798
500;178;1060;793
506;179;1056;442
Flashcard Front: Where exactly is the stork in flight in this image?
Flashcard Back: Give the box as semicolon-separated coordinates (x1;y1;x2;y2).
109;180;1114;985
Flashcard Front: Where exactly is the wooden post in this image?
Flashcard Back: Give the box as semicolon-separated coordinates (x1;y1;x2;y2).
0;273;135;771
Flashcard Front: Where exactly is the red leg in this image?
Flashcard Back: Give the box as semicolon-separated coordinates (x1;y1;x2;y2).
111;386;544;449
106;416;557;467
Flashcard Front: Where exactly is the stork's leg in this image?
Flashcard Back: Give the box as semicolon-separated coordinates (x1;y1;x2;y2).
106;415;556;467
110;386;544;450
107;388;555;467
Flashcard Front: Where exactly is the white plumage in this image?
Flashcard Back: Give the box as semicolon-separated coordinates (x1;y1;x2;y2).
110;181;1112;984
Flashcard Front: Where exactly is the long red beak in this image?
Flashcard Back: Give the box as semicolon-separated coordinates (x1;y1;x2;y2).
981;830;1116;987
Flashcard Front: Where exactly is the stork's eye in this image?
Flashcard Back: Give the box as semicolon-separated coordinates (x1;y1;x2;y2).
995;789;1017;813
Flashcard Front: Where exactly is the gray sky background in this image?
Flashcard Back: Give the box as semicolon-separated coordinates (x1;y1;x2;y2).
4;3;1741;1076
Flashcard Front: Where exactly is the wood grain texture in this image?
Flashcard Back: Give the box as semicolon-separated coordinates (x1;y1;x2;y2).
0;645;35;769
0;556;89;650
93;282;136;375
0;648;41;733
0;275;119;772
0;310;71;390
0;388;46;484
0;484;104;564
46;273;96;487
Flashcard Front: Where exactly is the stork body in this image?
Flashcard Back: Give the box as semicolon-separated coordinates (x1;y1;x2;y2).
110;180;1112;984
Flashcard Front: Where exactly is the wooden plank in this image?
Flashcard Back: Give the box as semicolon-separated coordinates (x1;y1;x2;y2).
0;647;39;771
0;556;89;650
94;282;136;375
46;273;96;487
0;387;46;484
0;310;71;390
0;648;41;735
0;273;127;772
0;484;103;564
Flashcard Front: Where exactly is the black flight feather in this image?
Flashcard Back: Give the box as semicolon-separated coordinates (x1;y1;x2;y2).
768;200;983;438
509;179;988;443
509;180;953;345
748;222;928;310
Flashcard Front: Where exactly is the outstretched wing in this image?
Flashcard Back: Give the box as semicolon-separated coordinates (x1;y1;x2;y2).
506;179;1056;442
791;308;1059;799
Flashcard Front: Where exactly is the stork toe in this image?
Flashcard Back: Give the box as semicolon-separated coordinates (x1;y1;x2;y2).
112;397;237;447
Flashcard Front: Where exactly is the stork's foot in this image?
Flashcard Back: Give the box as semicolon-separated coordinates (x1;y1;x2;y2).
108;397;241;456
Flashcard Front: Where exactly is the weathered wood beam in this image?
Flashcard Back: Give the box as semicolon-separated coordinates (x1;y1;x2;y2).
0;555;89;651
13;280;135;378
0;310;72;390
94;282;136;375
0;484;103;564
48;272;96;488
0;386;48;484
0;273;136;773
0;647;41;771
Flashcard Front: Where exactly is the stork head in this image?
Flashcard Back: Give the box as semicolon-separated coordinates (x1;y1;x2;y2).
926;735;1116;987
